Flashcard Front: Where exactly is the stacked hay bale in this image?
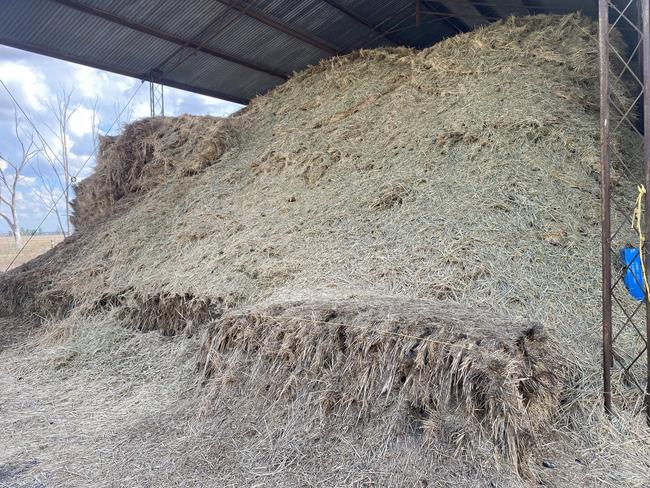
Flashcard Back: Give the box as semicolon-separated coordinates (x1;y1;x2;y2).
1;13;646;482
200;297;562;472
71;115;242;229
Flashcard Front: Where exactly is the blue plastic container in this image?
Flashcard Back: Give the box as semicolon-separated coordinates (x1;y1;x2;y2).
620;247;646;302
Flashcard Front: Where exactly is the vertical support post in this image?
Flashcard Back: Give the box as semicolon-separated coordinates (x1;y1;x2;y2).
149;76;165;117
149;80;154;117
642;0;650;422
599;0;613;415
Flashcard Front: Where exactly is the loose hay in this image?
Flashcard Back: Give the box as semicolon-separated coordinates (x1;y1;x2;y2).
1;13;649;485
200;297;562;472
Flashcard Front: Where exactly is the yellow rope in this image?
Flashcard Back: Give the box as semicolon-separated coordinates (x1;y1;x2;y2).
632;185;650;299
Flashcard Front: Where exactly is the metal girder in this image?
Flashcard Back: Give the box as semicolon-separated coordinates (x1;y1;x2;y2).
519;0;545;16
215;0;341;54
488;0;530;18
47;0;288;80
149;76;165;117
319;0;399;45
440;0;491;29
467;0;501;23
422;1;471;33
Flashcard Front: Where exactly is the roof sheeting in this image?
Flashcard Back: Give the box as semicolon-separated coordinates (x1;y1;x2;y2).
0;0;600;104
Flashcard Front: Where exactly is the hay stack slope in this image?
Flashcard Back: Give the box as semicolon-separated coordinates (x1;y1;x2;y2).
1;13;649;485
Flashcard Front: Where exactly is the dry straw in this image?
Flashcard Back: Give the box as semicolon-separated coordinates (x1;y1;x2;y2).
1;13;649;485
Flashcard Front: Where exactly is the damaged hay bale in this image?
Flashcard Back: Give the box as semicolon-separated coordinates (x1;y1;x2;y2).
199;297;562;472
71;115;241;229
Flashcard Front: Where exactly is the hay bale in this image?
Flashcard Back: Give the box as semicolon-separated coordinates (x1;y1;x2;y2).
71;115;242;229
200;296;562;471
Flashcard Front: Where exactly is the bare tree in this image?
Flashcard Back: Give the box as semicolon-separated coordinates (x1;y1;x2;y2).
42;88;76;236
0;110;37;248
26;88;101;238
38;89;100;235
30;158;66;235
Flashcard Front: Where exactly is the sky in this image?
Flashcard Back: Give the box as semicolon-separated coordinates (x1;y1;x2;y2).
0;45;242;235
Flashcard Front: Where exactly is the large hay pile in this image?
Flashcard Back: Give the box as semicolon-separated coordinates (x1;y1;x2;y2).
2;13;649;485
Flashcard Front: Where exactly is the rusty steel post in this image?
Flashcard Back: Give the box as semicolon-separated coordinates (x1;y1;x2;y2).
599;0;613;415
642;0;650;422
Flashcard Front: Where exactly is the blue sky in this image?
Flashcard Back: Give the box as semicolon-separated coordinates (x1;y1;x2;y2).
0;45;241;234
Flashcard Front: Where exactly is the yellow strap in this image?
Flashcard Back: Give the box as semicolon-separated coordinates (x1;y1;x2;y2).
632;185;650;299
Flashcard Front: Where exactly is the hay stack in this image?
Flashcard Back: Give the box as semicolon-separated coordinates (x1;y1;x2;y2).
0;13;646;480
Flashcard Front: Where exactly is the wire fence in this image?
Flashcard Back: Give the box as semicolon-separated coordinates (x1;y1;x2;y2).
599;0;650;418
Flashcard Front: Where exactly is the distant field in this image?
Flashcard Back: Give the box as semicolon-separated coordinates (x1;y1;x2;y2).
0;235;64;271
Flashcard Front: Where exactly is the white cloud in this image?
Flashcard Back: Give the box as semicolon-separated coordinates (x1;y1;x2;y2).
1;173;15;187
0;158;7;171
73;65;132;100
69;105;98;137
0;61;51;111
68;151;93;175
132;100;150;120
201;96;241;117
75;166;94;182
38;131;66;164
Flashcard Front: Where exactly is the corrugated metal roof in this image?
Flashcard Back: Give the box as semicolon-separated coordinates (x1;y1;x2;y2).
0;0;603;104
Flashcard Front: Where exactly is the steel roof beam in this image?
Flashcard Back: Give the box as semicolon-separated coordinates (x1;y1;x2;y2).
488;0;530;19
468;0;500;23
318;0;399;45
422;1;471;33
47;0;288;80
520;0;544;16
439;0;491;28
215;0;341;55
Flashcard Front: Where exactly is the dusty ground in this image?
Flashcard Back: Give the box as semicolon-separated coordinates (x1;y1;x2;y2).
0;236;64;271
0;314;208;488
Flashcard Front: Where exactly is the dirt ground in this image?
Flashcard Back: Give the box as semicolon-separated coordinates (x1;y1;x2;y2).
0;236;64;271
